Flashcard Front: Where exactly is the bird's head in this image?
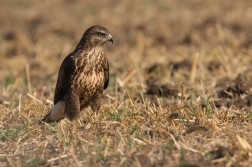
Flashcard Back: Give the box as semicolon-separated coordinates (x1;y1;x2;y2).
83;25;113;46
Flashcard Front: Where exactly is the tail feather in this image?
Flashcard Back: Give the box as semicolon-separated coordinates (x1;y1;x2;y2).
40;101;65;123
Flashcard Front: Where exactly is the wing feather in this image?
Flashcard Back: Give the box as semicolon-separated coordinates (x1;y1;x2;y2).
103;59;109;90
54;55;76;104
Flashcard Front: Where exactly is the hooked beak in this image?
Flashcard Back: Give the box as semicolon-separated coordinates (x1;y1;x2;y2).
108;33;113;44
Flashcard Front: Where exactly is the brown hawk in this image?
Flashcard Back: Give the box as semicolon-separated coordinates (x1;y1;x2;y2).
41;25;113;123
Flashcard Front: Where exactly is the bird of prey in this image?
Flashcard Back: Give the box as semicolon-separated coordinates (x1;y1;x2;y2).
41;25;113;123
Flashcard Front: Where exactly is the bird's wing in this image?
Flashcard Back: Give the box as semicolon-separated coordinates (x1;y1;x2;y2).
54;55;76;104
104;59;109;90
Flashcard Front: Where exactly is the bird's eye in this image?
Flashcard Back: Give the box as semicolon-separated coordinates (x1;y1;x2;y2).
98;32;105;37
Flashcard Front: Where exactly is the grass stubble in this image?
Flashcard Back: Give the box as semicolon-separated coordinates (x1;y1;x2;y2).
1;0;252;166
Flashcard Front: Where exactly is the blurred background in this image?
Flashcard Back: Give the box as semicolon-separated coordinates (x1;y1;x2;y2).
1;0;252;104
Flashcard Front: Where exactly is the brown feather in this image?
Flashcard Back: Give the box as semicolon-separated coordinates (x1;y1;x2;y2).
41;25;113;123
104;59;109;90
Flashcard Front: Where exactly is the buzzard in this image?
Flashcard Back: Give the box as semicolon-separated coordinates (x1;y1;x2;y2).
41;25;113;123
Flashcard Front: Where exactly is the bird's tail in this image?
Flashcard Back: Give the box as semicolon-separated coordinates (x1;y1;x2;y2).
40;101;65;123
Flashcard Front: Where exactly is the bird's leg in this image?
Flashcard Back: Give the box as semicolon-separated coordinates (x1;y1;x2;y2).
90;94;102;116
65;87;80;121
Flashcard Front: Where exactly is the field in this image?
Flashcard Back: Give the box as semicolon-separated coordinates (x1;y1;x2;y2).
1;0;252;166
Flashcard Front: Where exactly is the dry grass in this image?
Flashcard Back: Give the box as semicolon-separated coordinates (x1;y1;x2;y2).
1;0;252;166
